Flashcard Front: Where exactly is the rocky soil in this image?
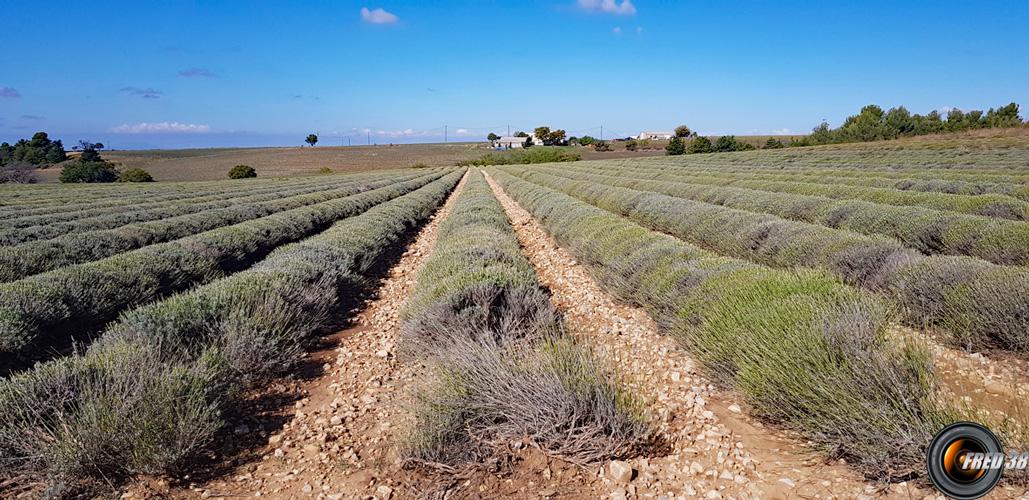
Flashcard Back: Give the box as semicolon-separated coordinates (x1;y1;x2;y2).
132;170;1029;499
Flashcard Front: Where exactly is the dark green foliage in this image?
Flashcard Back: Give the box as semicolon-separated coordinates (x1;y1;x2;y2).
763;137;785;149
624;139;638;151
674;125;692;138
119;168;154;182
578;135;597;146
228;164;256;179
305;134;318;146
59;161;120;183
487;132;499;142
795;102;1024;147
593;140;611;152
687;136;713;153
713;135;755;152
3;132;66;167
665;137;685;155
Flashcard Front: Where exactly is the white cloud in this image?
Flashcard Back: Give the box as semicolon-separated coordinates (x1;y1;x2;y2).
108;122;212;134
612;26;622;34
577;0;636;15
361;7;398;24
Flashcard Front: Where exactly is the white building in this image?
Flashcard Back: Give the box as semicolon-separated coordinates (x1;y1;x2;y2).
637;131;674;140
492;135;542;149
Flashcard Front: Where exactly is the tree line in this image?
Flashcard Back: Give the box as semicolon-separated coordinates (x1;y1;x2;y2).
793;102;1023;147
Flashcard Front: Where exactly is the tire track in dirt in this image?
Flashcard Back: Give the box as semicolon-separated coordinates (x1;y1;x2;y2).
484;172;933;499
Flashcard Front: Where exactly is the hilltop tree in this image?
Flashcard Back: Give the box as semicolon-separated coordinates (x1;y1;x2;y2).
549;129;567;145
665;137;686;155
764;137;785;149
578;135;597;146
674;125;692;138
305;134;318;147
487;132;499;142
514;131;529;138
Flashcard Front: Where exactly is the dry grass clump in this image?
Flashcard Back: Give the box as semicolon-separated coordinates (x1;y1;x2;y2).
400;171;649;469
518;168;1029;352
0;173;463;496
492;169;953;480
0;172;447;368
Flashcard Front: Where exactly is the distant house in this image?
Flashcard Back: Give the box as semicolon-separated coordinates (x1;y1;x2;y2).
637;131;674;140
492;135;541;149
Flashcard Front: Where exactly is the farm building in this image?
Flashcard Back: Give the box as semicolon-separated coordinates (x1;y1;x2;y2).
492;136;537;148
637;131;674;140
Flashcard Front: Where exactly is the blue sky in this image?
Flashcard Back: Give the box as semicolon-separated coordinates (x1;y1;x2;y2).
1;0;1027;149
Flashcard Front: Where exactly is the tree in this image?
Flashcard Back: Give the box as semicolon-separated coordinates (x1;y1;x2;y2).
305;134;318;147
625;139;639;152
578;135;596;146
514;131;529;138
77;141;103;162
60;161;120;183
687;136;713;154
549;129;567;145
534;126;551;144
120;168;154;182
674;125;692;138
487;132;499;142
593;141;611;152
229;164;257;179
763;137;785;149
665;137;686;155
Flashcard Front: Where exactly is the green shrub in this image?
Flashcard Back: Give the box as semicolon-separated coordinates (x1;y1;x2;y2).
593;141;612;152
687;136;713;154
456;147;580;167
764;137;785;149
665;137;686;155
228;164;256;179
318;167;333;174
119;168;154;182
59;161;120;183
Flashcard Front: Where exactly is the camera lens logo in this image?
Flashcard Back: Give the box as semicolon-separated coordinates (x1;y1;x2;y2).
927;422;1003;499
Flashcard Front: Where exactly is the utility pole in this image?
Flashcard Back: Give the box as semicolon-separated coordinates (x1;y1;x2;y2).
600;125;603;141
507;125;510;136
444;125;448;143
347;137;351;147
367;132;370;145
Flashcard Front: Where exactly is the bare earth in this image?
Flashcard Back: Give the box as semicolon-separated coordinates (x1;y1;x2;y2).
34;143;667;183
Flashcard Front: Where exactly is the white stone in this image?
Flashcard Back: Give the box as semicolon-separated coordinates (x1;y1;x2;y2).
607;460;634;484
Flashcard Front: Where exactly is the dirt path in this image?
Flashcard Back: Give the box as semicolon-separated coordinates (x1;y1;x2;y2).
144;173;469;500
483;172;936;499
